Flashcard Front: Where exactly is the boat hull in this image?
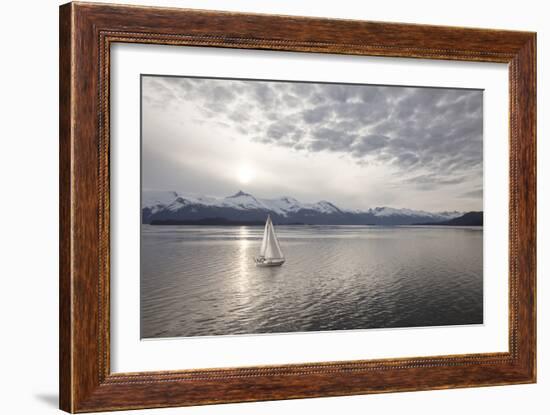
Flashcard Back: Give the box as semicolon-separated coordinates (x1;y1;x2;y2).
255;258;285;267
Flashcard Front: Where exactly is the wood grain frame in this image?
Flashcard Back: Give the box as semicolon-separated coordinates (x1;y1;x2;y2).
59;2;536;412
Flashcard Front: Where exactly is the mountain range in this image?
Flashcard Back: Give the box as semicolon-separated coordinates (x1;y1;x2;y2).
416;211;483;226
142;190;479;226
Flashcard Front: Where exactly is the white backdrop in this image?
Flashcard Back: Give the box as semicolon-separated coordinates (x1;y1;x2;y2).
0;0;547;414
111;45;509;373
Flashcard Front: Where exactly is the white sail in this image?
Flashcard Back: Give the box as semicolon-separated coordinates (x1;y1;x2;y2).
259;216;269;256
265;221;284;260
259;215;284;260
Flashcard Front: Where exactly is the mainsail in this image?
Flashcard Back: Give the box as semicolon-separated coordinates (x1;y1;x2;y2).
258;215;284;261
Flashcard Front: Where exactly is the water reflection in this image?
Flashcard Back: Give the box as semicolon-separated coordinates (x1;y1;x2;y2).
236;226;251;297
141;225;483;338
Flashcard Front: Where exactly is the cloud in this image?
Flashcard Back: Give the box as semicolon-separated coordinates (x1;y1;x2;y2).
460;189;483;198
266;122;298;141
302;106;332;124
351;134;389;157
401;173;472;191
142;76;482;195
309;127;356;152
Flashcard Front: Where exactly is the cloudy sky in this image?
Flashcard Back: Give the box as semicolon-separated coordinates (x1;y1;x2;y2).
142;75;483;212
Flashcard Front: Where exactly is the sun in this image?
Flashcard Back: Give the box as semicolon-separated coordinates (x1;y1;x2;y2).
237;165;255;184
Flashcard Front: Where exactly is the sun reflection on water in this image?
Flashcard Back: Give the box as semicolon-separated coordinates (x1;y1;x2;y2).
235;226;252;296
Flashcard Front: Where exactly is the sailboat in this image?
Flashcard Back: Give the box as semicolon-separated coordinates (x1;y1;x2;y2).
255;214;285;267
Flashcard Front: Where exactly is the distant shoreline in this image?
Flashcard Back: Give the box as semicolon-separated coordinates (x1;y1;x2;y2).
146;218;481;227
149;218;309;226
411;211;483;226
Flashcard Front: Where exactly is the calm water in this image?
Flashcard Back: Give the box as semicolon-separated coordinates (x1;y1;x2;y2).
141;225;483;338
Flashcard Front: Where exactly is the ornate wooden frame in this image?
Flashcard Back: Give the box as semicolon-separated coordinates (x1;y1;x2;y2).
59;2;536;412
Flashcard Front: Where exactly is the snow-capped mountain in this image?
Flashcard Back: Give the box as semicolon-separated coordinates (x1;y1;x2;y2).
365;206;462;222
142;190;463;225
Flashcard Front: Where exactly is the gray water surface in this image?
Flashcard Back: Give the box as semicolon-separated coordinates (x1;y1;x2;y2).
140;225;483;338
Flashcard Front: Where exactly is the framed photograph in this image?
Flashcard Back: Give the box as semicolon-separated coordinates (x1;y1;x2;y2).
59;2;536;412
